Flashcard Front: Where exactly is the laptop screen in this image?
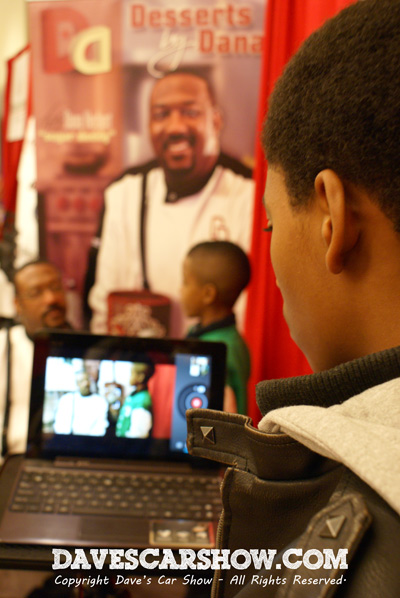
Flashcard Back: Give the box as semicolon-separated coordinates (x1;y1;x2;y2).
28;332;226;461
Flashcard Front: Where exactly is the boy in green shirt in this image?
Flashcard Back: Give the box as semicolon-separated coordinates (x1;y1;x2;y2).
181;240;251;414
116;360;154;438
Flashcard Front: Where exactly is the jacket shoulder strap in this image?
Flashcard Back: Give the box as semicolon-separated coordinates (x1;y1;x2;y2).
276;491;371;598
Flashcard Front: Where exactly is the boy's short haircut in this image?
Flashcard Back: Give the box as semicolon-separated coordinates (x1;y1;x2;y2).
133;358;155;383
188;240;251;308
262;0;400;231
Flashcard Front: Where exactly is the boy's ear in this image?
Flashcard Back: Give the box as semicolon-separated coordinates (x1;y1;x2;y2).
137;372;146;384
202;282;217;305
314;169;360;274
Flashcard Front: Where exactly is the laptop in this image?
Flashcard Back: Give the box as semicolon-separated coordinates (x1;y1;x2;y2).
0;331;226;549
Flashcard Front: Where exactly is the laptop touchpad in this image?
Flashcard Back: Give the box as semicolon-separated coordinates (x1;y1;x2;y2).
80;516;149;545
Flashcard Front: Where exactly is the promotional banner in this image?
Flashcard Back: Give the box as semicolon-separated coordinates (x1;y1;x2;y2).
28;0;123;328
28;0;265;331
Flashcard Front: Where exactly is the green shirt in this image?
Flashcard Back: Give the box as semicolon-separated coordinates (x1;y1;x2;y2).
187;317;250;414
116;389;152;437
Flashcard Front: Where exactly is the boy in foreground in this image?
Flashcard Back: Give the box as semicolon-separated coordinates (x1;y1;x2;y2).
181;240;251;414
187;1;400;596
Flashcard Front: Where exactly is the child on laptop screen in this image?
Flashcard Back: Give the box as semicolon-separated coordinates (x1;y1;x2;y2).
180;240;251;415
116;359;154;438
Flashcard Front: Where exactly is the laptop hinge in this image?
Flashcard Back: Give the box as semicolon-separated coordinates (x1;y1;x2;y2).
53;457;199;474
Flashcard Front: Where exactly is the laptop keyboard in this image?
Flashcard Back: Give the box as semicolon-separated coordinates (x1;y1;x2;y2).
9;468;222;521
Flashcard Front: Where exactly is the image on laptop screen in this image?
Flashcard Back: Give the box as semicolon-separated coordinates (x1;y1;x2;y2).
28;332;226;461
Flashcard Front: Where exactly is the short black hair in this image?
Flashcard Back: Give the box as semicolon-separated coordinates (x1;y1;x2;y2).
155;68;217;106
188;241;251;308
262;0;400;231
132;358;155;383
13;260;62;295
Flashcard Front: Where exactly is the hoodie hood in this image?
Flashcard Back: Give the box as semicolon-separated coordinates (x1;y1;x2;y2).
259;377;400;516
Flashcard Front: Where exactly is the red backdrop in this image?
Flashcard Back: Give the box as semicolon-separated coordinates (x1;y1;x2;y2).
244;0;357;424
1;46;32;218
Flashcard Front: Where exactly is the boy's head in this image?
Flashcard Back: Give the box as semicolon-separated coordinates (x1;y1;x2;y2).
181;241;251;320
261;0;400;372
130;360;155;388
262;0;400;228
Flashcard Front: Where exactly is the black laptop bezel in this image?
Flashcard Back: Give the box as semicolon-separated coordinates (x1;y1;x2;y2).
27;330;226;462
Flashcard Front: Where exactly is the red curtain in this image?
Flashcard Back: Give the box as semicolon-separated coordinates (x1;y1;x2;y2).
244;0;357;424
1;46;32;236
